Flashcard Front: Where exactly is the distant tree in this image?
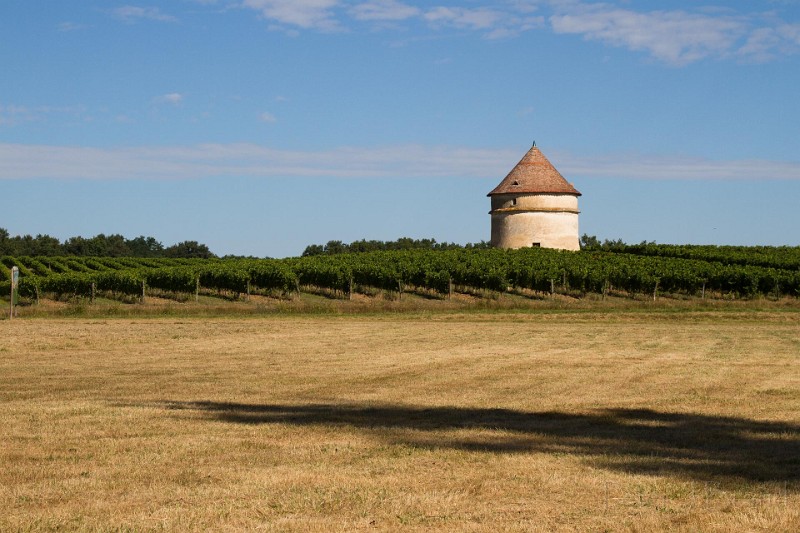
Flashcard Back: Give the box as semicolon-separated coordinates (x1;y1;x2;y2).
300;237;492;255
0;228;9;254
580;234;602;250
1;233;64;256
126;236;164;257
63;234;125;256
301;244;325;257
323;240;348;255
164;241;215;259
601;238;627;251
95;234;130;256
0;228;217;258
28;234;63;256
348;239;383;253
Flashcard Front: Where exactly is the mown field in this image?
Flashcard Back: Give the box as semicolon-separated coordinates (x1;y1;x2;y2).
1;310;798;531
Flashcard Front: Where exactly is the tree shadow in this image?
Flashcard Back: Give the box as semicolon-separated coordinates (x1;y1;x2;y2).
159;401;800;487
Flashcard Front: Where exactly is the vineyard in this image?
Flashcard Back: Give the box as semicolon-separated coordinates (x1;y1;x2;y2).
2;245;800;304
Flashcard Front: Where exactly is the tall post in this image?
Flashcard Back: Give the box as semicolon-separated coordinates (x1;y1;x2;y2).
10;266;19;319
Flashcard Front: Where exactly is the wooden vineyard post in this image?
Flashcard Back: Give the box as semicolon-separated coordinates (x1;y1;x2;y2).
246;280;251;302
91;282;96;304
9;266;19;319
397;280;403;301
653;280;659;302
549;279;555;296
348;277;353;301
701;281;706;300
195;276;200;303
448;276;453;300
141;280;146;304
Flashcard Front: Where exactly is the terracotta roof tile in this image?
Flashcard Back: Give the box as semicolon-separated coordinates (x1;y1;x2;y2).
488;146;581;196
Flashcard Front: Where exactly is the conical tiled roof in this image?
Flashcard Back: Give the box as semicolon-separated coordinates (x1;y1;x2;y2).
488;146;581;196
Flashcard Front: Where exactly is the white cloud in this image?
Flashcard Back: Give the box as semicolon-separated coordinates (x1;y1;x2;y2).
549;4;746;66
421;6;542;38
225;1;800;62
259;111;277;123
0;143;514;180
111;5;177;23
424;7;504;31
0;105;32;125
58;21;89;32
0;104;89;126
241;0;342;30
738;22;800;61
238;0;542;37
557;152;800;181
351;0;419;21
2;143;800;182
154;93;184;105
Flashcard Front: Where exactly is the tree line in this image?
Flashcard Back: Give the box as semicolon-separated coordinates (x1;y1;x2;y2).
302;237;491;256
0;228;215;258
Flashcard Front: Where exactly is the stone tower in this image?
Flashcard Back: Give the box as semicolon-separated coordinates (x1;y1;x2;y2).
488;144;581;251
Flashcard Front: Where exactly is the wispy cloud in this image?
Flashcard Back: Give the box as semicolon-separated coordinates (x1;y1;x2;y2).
154;93;184;105
258;111;277;123
241;0;342;31
0;104;89;126
0;143;513;180
238;0;542;38
0;105;33;126
737;22;800;61
424;7;502;31
350;0;419;21
58;21;90;32
111;5;177;23
548;2;800;65
231;1;800;63
556;151;800;181
549;4;746;66
2;143;799;181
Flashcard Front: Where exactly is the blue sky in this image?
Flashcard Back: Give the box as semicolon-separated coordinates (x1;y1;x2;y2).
2;0;799;257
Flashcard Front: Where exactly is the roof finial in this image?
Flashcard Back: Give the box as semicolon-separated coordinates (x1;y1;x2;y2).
532;140;536;148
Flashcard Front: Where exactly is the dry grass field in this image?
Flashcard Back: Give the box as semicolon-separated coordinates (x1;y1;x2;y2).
1;309;799;531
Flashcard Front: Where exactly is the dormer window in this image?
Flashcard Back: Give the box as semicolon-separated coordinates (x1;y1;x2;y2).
512;180;520;186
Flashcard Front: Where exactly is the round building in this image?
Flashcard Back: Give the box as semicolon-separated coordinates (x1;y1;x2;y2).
488;144;581;251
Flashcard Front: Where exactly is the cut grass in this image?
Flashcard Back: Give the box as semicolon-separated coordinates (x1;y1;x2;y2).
1;312;798;531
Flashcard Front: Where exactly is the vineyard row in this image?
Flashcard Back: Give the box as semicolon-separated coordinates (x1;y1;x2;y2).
2;248;799;301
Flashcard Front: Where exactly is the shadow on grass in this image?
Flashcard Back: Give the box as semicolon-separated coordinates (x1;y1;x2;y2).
161;401;799;486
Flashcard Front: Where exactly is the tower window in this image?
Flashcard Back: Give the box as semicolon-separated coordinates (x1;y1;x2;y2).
532;242;541;247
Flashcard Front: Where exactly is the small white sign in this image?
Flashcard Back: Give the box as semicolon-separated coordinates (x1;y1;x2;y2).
11;266;19;288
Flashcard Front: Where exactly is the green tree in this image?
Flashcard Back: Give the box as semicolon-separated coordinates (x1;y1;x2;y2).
126;236;164;257
580;234;601;250
164;241;215;259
